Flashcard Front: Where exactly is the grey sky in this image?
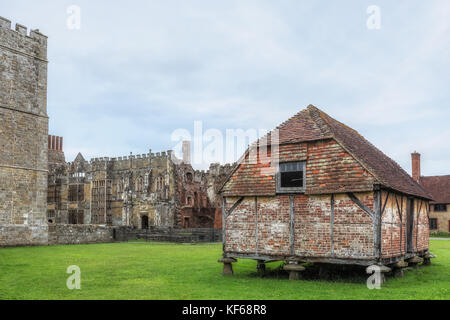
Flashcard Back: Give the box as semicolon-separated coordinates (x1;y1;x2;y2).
2;0;449;175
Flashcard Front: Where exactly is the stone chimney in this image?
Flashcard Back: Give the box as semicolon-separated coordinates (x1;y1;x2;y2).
182;140;191;164
411;152;421;182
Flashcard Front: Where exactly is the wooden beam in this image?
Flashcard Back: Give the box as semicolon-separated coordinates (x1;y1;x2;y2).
374;190;381;260
330;194;335;258
381;191;390;216
222;197;226;254
255;197;258;255
289;195;295;255
226;197;244;218
347;192;374;218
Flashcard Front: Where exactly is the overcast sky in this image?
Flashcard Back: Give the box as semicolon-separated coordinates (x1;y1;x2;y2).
2;0;449;174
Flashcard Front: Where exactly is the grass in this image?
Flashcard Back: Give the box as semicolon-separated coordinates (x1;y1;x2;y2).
430;232;450;238
0;240;449;300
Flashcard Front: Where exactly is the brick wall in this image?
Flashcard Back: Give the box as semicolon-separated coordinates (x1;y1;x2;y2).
224;192;376;260
380;191;429;258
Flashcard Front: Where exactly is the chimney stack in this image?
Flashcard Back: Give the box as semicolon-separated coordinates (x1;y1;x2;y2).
182;140;191;164
411;152;421;182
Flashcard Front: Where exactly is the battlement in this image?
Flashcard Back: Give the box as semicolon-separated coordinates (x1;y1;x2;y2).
87;150;175;171
0;16;47;59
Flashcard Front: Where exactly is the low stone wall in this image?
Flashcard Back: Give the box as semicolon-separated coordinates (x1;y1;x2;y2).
48;224;113;245
113;226;222;243
0;225;48;247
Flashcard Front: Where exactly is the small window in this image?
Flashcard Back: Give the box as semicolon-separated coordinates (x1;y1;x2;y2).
434;204;447;212
429;218;438;230
276;161;306;193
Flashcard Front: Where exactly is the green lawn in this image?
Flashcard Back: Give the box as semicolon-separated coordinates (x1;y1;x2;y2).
0;240;449;300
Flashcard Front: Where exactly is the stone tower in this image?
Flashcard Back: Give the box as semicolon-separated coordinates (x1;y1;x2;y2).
0;17;49;246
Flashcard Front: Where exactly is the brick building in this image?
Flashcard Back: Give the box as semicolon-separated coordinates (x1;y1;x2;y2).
219;105;432;271
411;152;450;234
0;17;49;246
47;138;232;229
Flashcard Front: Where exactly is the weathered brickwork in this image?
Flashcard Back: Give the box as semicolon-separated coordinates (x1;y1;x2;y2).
294;194;331;257
333;193;374;259
306;140;374;195
224;197;256;253
0;17;48;246
225;192;376;259
258;196;290;255
380;191;429;258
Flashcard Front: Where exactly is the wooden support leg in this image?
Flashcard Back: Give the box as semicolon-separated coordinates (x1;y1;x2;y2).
423;258;431;266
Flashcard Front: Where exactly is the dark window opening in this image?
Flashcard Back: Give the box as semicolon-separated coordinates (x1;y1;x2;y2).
281;171;304;188
277;161;305;192
434;204;447;212
429;218;438;230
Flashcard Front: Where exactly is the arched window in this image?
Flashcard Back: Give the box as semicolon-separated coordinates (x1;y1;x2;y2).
186;172;193;183
157;176;164;191
136;177;144;192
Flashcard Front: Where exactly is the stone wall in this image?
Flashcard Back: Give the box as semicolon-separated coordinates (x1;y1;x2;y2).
113;226;222;243
48;224;113;245
0;225;48;247
0;17;49;246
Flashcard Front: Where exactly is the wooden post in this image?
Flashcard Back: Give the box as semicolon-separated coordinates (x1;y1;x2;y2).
330;194;335;258
222;197;226;254
374;190;381;260
255;197;258;255
289;196;294;255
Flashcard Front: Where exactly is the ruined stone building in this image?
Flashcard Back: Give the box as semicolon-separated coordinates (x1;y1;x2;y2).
0;17;49;246
411;152;450;234
47;139;232;229
219;105;432;275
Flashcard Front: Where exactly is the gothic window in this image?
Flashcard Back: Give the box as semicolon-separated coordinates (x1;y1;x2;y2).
136;177;144;192
186;172;193;183
157;176;164;191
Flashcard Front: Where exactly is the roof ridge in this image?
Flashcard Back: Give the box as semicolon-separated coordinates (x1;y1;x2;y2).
421;174;450;178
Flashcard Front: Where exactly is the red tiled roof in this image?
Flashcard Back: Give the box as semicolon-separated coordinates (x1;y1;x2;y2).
419;175;450;204
220;105;432;200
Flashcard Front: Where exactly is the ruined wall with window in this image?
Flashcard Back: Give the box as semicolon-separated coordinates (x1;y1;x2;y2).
47;147;233;229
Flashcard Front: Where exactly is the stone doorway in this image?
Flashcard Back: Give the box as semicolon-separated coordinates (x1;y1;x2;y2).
141;215;149;229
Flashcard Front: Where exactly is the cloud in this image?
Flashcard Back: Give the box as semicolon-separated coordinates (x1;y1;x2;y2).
2;0;449;173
